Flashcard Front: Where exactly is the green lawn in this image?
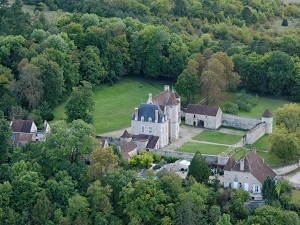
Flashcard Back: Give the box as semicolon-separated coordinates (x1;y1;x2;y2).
291;190;300;205
237;97;292;119
192;130;242;145
246;135;270;150
233;149;292;168
176;142;228;155
53;78;167;133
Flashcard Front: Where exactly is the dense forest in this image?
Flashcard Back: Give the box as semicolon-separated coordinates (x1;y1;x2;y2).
1;0;300;224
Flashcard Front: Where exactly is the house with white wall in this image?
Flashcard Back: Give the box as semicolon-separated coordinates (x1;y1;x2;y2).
224;151;276;198
130;85;180;149
185;104;222;129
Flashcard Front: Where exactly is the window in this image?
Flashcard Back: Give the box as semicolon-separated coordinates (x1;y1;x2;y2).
141;125;145;133
148;126;152;134
255;186;259;192
141;116;144;122
194;115;196;118
148;117;152;123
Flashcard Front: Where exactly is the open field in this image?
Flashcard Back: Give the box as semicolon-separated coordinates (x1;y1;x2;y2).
192;130;242;145
246;135;270;150
233;149;294;168
175;142;228;155
236;96;293;119
9;0;65;23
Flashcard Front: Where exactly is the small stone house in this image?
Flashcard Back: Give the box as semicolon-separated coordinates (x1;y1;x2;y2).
224;151;276;195
185;104;222;129
119;141;137;159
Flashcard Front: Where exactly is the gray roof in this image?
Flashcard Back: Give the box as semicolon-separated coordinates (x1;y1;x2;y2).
11;119;34;133
132;103;164;123
186;104;220;116
262;109;273;118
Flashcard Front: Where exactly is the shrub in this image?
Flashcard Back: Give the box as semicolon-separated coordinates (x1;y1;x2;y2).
235;90;258;112
222;102;239;114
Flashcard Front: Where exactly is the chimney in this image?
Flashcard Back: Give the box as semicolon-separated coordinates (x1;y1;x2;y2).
155;110;158;123
240;158;244;171
134;108;138;120
164;85;169;91
147;93;153;104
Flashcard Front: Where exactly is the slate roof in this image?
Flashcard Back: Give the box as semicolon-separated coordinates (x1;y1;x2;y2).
186;104;220;117
121;130;131;138
11;119;34;133
146;136;159;149
224;151;276;183
262;109;273;118
132;103;165;123
153;90;179;106
120;141;137;159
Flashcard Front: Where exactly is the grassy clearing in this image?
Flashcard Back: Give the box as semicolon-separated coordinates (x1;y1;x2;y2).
9;0;65;23
192;130;242;145
176;142;228;155
52;78;166;133
291;190;300;205
246;135;270;150
232;149;292;168
92;78;166;133
52;102;67;121
237;96;293;119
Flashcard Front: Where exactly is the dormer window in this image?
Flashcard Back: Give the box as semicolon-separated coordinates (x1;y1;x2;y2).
148;117;152;123
141;116;144;122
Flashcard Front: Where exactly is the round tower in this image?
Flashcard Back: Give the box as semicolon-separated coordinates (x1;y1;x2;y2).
261;109;273;134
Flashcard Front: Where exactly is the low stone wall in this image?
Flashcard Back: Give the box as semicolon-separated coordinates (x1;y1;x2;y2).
148;149;229;165
222;114;261;130
245;122;265;145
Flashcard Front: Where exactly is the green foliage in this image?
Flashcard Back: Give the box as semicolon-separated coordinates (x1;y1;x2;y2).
262;176;277;202
217;214;232;225
128;150;154;169
232;189;249;203
65;81;94;123
222;102;239;114
235;90;258;112
187;152;210;183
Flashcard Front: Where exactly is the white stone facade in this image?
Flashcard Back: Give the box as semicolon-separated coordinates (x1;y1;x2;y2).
224;171;262;193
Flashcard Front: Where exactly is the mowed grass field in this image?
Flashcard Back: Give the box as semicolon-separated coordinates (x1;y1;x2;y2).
54;78;167;133
246;135;270;150
192;130;242;145
176;142;228;155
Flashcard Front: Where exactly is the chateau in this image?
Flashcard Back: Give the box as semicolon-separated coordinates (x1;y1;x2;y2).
131;85;180;149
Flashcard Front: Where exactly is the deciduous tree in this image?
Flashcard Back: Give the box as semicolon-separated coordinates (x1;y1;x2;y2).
65;81;94;123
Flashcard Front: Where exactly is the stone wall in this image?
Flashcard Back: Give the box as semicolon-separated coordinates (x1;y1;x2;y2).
245;122;265;145
222;114;261;130
148;149;229;165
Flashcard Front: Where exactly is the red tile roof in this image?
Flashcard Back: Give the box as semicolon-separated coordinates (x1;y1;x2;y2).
153;90;179;106
120;141;137;159
224;151;276;183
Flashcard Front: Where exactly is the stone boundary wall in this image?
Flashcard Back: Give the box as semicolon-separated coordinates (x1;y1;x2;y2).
222;114;261;130
245;122;265;145
273;160;300;175
148;149;229;165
